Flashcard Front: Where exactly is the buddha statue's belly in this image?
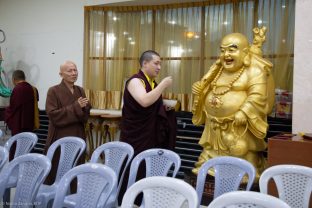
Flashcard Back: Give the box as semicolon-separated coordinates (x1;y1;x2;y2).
205;90;247;117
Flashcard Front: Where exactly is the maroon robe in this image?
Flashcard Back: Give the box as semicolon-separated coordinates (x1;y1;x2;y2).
45;80;91;184
5;81;37;135
120;70;176;154
119;70;176;203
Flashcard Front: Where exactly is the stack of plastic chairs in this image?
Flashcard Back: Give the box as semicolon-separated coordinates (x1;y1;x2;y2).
0;154;51;207
63;141;134;207
35;136;86;208
3;132;38;206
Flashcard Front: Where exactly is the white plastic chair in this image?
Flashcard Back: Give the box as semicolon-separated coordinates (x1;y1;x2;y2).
35;136;86;208
259;164;312;208
121;176;199;208
127;148;181;188
64;141;134;208
52;163;117;208
0;146;8;172
0;153;51;208
3;132;38;205
196;156;256;205
4;132;38;159
207;191;291;208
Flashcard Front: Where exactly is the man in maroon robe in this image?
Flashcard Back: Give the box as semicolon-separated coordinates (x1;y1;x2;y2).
45;60;91;184
5;70;39;136
119;50;177;203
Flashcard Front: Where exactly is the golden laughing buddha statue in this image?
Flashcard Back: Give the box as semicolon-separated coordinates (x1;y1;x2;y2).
191;27;274;177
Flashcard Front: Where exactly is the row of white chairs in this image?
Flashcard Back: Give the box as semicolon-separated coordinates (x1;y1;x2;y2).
121;161;312;208
1;131;312;208
0;132;181;207
121;176;292;208
0;153;297;208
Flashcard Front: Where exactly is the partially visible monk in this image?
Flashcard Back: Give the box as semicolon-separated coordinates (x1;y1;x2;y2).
45;60;91;184
5;69;39;161
5;69;39;136
192;27;275;177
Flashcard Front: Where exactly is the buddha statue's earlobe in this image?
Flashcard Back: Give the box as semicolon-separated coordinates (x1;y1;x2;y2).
216;58;221;66
243;53;251;67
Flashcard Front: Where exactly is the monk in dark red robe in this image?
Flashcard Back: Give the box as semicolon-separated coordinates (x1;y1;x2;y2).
45;61;91;185
5;70;39;161
5;70;39;136
119;50;177;203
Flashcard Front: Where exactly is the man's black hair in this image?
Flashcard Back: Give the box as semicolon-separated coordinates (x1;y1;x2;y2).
139;50;160;67
12;70;26;81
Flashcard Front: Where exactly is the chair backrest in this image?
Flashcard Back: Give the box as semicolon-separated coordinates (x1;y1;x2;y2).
207;191;291;208
46;136;86;184
0;153;51;207
127;148;181;188
196;156;256;202
52;163;117;208
0;146;8;171
4;132;38;159
121;176;198;208
259;164;312;208
90;141;134;202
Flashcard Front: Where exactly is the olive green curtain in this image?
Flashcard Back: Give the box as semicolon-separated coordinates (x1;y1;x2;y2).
84;0;294;111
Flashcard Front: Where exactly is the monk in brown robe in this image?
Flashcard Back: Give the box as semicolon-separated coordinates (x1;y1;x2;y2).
119;50;176;203
45;60;91;184
5;69;39;160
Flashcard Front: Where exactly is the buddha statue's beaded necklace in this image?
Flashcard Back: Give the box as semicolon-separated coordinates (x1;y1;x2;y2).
209;66;245;108
211;66;245;95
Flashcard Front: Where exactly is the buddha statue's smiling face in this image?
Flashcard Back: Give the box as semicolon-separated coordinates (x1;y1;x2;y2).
220;33;249;72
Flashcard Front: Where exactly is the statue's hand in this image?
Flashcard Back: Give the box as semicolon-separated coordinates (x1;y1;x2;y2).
234;111;247;126
192;81;202;95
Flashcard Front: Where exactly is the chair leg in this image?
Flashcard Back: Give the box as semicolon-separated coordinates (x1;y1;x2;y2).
3;188;10;208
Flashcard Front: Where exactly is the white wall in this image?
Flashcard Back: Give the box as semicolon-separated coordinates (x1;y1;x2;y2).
293;0;312;133
0;0;131;108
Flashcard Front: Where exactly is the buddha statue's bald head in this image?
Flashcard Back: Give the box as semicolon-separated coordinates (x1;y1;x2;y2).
220;33;249;72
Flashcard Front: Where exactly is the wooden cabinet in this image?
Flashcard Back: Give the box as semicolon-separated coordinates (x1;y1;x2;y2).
268;134;312;167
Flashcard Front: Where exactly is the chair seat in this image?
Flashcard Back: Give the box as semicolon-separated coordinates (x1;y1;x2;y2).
51;163;117;208
37;184;57;198
5;175;17;188
64;191;116;208
63;194;76;207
